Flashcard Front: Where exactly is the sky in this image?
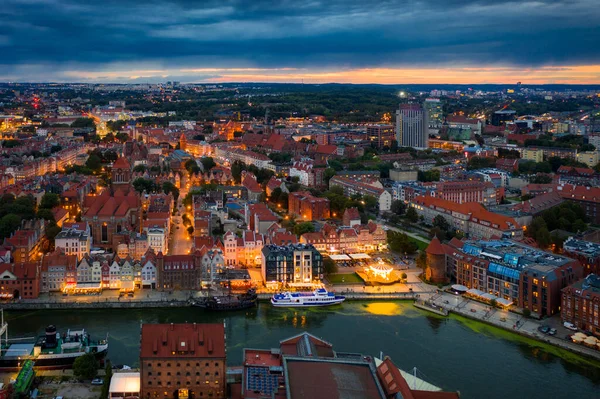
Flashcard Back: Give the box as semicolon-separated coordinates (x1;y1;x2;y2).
1;0;600;84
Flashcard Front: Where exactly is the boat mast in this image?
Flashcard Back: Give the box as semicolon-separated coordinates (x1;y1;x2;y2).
0;309;7;351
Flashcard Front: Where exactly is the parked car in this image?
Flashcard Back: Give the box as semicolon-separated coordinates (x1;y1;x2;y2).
91;378;103;385
538;326;550;334
548;328;557;336
563;322;578;331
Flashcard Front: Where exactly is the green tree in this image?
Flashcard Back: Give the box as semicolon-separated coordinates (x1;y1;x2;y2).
115;133;129;143
433;215;450;231
100;360;113;399
71;118;96;129
0;214;21;240
200;157;216;172
231;161;245;184
323;257;338;275
390;200;406;216
45;223;62;243
85;154;102;172
324;168;336;184
73;353;99;380
40;193;60;209
133;164;147;173
132;178;158;194
36;208;55;221
406;207;418;223
162;181;180;201
269;187;282;204
363;195;378;213
293;222;315;236
184;159;201;176
530;174;552;184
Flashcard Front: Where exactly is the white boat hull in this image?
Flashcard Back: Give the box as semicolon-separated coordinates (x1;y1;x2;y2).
271;298;345;307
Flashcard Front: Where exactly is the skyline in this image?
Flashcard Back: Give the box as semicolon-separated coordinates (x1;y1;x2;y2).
1;0;600;84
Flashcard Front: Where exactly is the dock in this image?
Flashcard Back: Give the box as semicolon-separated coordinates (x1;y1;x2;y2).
413;300;449;316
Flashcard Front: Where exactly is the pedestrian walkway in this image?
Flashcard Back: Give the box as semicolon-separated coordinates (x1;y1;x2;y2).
428;291;600;362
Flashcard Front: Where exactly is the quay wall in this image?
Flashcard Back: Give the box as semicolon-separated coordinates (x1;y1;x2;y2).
447;305;600;363
1;300;190;310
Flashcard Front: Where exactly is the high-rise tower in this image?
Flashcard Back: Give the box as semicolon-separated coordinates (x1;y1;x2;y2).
395;103;428;148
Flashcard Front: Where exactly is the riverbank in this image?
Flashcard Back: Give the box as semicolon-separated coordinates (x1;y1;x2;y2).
0;292;418;310
2;303;598;398
4;291;600;365
427;292;600;363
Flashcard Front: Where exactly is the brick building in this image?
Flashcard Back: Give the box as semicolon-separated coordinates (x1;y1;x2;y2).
82;190;141;248
288;191;330;221
432;238;582;316
562;274;600;337
563;236;600;277
0;262;40;299
156;253;202;291
140;323;226;399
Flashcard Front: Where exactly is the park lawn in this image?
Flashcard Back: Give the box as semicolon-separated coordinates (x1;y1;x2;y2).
328;273;364;284
408;236;429;250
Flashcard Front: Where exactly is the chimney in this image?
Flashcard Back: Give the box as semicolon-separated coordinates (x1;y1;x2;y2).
208;338;213;354
170;323;174;331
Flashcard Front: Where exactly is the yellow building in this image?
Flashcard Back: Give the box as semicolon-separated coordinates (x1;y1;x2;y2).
577;151;600;168
521;148;544;163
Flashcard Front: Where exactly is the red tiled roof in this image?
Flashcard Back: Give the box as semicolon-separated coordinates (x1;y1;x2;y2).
112;157;131;169
413;196;519;230
0;263;37;279
140;323;225;359
344;207;360;221
426;236;445;256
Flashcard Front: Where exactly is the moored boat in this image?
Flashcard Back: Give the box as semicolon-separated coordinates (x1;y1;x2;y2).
271;288;345;307
193;288;258;311
0;324;108;371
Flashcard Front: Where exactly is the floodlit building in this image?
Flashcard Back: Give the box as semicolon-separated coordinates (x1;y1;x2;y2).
140;323;226;399
261;244;323;286
430;238;582;316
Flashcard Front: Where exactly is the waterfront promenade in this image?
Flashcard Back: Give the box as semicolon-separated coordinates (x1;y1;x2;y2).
427;291;600;362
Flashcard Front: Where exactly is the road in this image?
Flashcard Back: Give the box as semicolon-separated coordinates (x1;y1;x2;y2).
168;184;193;255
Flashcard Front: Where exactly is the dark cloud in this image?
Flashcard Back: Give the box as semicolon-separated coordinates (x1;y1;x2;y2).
0;0;599;81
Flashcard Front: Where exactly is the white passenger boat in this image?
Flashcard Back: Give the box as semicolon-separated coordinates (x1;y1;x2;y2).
271;288;345;307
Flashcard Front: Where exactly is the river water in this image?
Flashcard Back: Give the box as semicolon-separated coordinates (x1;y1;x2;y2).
5;301;599;399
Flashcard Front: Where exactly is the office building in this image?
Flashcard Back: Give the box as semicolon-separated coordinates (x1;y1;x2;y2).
395;104;428;148
424;98;443;128
366;124;395;148
491;110;516;126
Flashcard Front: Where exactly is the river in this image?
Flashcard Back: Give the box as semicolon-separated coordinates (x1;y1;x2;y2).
5;301;600;399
